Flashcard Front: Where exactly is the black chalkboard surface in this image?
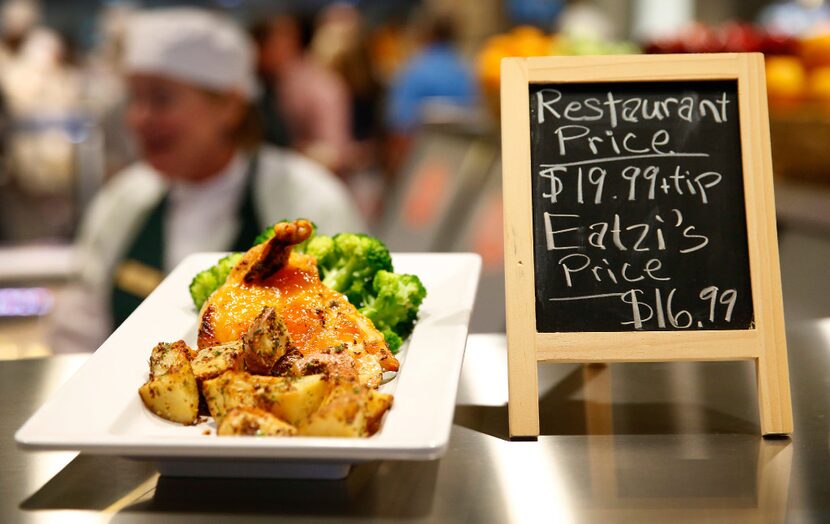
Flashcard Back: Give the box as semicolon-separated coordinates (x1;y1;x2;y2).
530;80;754;332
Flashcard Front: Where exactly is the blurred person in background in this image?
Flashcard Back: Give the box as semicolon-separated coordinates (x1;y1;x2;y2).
1;28;81;183
556;0;614;42
310;3;386;218
312;4;382;163
506;0;563;28
759;0;830;36
50;8;363;354
0;17;83;241
384;12;477;170
254;13;352;177
0;0;39;66
81;2;138;178
367;16;412;86
250;16;291;149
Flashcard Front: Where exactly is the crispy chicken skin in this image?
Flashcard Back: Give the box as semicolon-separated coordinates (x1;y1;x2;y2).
197;220;399;388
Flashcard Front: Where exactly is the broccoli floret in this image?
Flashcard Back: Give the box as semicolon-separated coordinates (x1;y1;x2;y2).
188;252;243;309
359;270;427;352
252;219;317;252
189;271;218;311
305;235;336;267
217;252;242;274
315;233;393;305
380;328;403;353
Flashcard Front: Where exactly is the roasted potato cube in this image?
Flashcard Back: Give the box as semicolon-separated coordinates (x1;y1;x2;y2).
365;391;393;436
204;372;330;428
242;307;292;374
201;371;257;423
139;341;199;424
217;407;297;436
139;372;200;424
250;374;331;427
148;340;193;376
298;383;368;437
191;340;244;383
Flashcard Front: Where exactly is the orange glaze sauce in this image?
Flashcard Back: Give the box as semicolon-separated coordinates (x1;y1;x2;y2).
203;255;397;370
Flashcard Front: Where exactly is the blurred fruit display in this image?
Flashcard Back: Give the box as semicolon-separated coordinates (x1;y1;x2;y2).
642;21;830;111
761;37;830;182
642;21;830;181
475;25;639;115
771;32;830;108
644;22;794;55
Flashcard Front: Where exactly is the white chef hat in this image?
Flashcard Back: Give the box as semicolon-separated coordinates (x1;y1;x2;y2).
124;8;257;100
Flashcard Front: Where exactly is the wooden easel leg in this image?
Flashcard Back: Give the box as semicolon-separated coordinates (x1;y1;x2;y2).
756;355;794;436
507;346;540;439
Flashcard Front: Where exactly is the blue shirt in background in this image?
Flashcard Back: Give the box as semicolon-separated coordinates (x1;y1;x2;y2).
386;44;478;133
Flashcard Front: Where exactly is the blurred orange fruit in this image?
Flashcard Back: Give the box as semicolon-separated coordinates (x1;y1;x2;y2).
510;25;551;57
800;33;830;69
477;45;504;90
510;25;545;40
476;28;556;91
808;66;830;103
766;56;806;102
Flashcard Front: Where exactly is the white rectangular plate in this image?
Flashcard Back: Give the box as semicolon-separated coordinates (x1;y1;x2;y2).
17;253;481;469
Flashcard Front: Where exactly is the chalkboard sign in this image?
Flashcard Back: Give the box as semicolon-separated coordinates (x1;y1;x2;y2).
529;80;754;332
500;54;791;438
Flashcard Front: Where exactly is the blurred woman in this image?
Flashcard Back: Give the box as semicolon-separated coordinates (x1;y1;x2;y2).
51;8;363;353
254;13;353;176
311;4;386;217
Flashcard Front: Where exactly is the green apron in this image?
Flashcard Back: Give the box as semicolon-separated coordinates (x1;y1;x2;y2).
111;153;261;329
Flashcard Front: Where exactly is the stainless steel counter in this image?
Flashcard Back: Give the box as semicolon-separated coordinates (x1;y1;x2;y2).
3;326;829;523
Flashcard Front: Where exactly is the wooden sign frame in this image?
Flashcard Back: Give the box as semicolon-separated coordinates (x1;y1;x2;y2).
500;53;792;438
